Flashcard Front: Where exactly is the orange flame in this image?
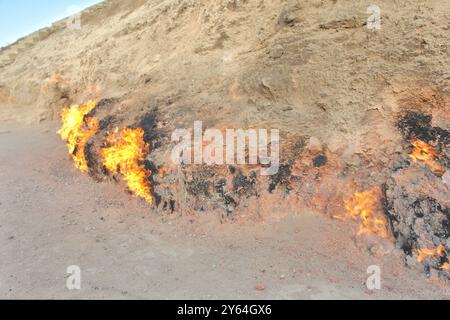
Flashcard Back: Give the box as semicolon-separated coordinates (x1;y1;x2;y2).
441;262;450;270
58;101;99;173
344;189;389;238
101;128;153;203
409;139;444;175
416;244;446;263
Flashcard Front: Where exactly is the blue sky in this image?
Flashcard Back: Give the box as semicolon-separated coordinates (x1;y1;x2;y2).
0;0;103;46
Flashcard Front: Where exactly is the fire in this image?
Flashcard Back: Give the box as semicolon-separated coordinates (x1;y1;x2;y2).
409;139;444;175
344;189;389;238
416;244;446;263
101;127;153;203
58;101;99;173
441;262;450;271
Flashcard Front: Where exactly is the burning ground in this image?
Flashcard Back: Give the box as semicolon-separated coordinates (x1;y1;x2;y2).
56;89;450;282
1;0;450;297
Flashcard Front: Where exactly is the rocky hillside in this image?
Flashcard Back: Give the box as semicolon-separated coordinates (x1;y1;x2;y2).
0;0;448;134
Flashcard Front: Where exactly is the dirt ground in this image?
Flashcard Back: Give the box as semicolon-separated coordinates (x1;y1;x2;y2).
0;121;448;299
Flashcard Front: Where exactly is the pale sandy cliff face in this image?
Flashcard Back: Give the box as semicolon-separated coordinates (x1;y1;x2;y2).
1;0;449;279
0;0;448;135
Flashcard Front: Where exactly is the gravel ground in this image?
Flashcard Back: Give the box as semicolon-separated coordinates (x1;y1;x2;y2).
0;122;448;299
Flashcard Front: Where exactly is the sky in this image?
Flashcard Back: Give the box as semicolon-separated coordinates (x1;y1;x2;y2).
0;0;103;47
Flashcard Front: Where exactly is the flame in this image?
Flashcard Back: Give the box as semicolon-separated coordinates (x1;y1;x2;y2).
409;139;444;175
416;244;446;263
57;101;99;173
344;189;389;238
441;262;450;271
101;128;153;203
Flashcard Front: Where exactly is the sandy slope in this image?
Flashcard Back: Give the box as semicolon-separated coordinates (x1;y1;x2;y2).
0;122;448;299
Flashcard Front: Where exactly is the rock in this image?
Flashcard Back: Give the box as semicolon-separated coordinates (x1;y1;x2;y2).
316;102;327;111
283;13;297;25
268;44;284;59
383;168;450;274
255;283;266;291
313;154;327;167
278;9;298;26
261;77;273;89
